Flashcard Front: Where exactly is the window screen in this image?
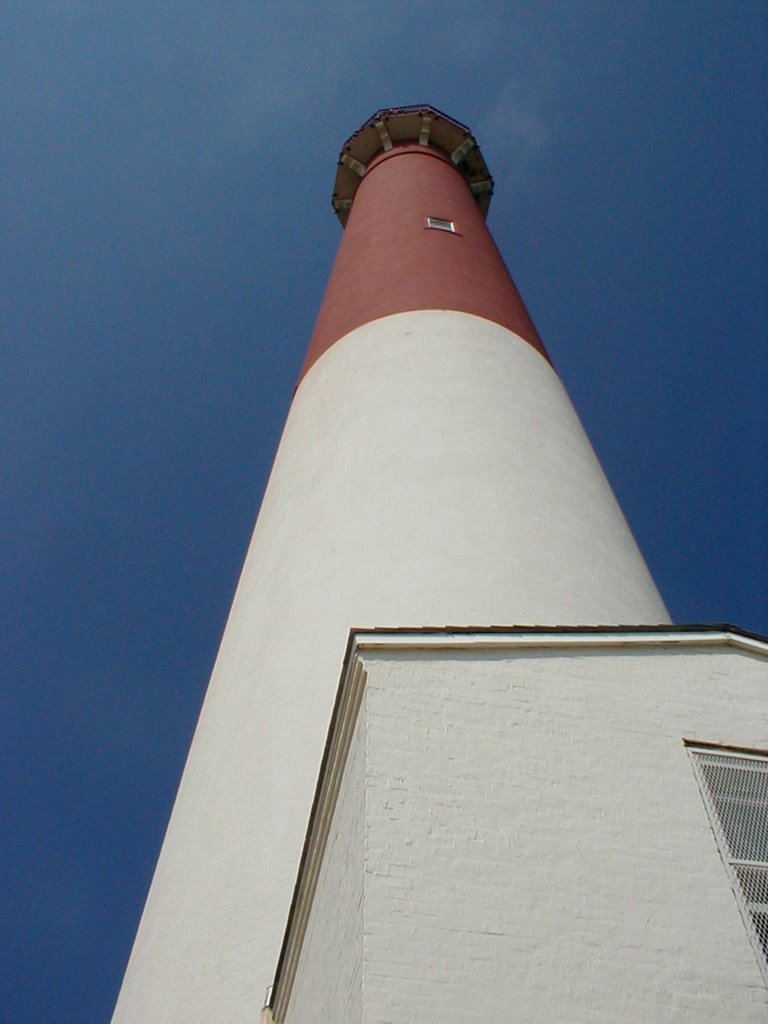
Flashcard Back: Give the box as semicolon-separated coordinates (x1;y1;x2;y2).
689;746;768;982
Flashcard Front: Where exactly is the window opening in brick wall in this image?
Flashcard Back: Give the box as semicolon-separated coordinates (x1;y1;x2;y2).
688;744;768;984
425;216;456;233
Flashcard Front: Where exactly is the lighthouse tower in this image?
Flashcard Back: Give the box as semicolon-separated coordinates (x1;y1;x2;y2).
112;108;768;1022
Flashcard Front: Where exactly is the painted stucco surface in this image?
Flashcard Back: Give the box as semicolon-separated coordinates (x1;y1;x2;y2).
285;642;767;1022
112;314;668;1022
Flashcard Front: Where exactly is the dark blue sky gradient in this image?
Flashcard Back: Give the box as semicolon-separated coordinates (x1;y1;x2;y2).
1;4;766;1020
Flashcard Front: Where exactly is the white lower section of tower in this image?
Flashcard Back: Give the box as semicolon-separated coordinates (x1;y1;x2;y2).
112;311;669;1022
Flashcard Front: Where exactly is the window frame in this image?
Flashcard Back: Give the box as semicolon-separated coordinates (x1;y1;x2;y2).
425;216;456;233
687;742;768;986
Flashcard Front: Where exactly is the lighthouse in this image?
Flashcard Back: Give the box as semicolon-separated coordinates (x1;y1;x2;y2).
112;108;768;1022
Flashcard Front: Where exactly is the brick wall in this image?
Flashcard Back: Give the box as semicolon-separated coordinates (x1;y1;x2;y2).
287;692;365;1023
285;643;768;1022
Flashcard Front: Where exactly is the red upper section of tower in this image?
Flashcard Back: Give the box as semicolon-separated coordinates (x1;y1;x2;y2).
300;107;548;381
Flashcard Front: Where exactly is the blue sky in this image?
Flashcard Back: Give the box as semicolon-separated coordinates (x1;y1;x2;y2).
1;3;766;1020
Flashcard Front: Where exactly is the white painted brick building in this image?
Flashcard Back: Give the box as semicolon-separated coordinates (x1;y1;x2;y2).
274;629;768;1023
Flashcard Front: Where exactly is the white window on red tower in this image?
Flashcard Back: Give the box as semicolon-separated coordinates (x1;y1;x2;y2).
425;216;456;233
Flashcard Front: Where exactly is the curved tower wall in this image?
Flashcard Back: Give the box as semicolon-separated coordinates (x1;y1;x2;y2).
112;110;669;1023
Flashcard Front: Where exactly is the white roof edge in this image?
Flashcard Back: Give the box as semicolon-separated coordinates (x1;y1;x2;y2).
351;627;768;658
